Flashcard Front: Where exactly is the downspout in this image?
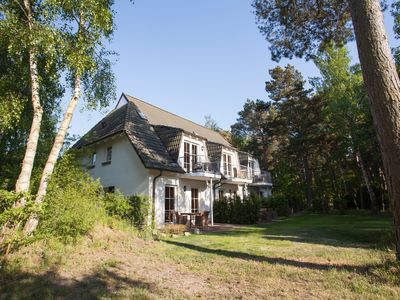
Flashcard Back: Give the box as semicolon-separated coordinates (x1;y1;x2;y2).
152;170;163;228
210;178;214;226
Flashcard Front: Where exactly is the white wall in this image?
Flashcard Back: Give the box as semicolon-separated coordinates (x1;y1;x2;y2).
151;172;212;226
151;170;181;226
81;134;151;196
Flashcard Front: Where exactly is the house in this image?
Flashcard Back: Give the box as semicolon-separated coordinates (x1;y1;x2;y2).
74;93;272;227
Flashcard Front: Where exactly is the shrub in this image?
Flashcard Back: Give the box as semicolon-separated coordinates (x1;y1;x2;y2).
38;154;105;242
161;224;187;235
214;193;261;224
213;197;230;223
129;195;150;229
0;190;39;250
262;193;289;216
103;191;132;220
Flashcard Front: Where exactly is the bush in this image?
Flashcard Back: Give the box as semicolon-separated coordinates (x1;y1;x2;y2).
103;191;132;220
214;193;261;224
161;224;187;235
38;154;105;243
129;195;150;229
262;193;289;216
0;190;39;249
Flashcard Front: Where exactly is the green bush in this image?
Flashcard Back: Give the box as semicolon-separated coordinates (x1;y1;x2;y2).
214;193;261;224
262;193;289;216
129;195;150;229
103;191;132;220
38;154;105;242
214;197;230;223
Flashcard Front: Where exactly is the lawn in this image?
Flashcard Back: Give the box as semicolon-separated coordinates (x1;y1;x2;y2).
1;213;399;299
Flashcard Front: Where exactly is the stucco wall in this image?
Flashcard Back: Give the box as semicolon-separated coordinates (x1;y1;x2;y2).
150;172;213;226
81;134;151;196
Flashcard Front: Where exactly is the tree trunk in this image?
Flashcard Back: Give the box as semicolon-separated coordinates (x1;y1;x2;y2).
349;0;400;260
15;0;43;198
303;156;313;209
23;75;81;235
355;148;378;212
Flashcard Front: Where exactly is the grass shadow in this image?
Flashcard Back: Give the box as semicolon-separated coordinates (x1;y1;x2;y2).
206;213;394;249
164;239;381;275
0;266;154;299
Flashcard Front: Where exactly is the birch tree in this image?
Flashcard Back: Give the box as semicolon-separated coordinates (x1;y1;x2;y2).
0;0;58;198
23;0;116;234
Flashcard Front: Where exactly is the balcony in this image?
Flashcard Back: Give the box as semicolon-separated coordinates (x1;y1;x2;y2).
251;171;273;186
178;155;221;179
222;165;248;179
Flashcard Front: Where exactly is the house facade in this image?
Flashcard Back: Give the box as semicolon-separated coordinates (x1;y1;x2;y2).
74;94;272;226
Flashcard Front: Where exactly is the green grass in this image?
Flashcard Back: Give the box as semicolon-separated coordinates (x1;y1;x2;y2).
1;213;399;299
157;213;399;299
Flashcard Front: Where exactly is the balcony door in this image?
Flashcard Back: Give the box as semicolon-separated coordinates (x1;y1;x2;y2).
183;141;199;172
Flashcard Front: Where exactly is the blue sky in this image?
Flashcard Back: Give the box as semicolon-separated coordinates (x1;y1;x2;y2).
68;0;398;136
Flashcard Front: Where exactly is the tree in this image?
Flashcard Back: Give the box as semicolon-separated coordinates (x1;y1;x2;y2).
253;0;400;260
265;65;326;208
314;45;382;212
0;0;59;198
231;99;273;168
204;115;221;131
23;0;116;234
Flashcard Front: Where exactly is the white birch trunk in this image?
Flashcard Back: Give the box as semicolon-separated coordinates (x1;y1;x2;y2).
15;0;43;198
23;75;81;235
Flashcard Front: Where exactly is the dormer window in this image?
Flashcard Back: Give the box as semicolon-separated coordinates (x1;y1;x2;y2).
223;154;232;177
183;141;199;172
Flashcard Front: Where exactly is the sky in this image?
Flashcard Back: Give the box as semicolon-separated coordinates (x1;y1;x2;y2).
68;0;399;137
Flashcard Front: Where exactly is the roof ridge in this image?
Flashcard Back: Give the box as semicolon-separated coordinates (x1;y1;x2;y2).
124;93;224;135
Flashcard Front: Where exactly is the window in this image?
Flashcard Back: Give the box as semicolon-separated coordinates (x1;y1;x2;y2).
218;189;224;199
249;161;255;177
192;144;198;166
191;188;199;213
90;152;96;166
184;142;190;170
106;146;112;161
104;186;115;193
183;141;199;172
165;186;176;223
223;154;232;177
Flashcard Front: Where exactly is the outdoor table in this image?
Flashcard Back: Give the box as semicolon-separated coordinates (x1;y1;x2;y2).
180;212;200;227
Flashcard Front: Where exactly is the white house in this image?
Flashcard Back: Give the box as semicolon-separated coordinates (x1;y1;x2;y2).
74;94;272;227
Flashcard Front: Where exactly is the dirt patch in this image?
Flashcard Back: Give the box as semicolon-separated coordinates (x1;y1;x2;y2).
1;225;216;299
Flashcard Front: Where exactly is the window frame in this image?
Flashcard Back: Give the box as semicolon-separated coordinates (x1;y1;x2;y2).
191;188;199;213
164;185;176;223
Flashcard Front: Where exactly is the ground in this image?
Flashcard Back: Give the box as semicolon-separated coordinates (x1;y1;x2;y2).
1;213;399;299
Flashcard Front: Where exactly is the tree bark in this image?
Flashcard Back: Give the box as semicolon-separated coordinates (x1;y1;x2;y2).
355;148;378;212
349;0;400;259
303;156;313;209
23;75;81;235
15;0;43;198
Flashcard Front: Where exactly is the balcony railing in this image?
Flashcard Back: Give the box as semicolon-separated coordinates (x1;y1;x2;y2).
221;164;252;180
253;171;273;184
177;155;272;184
177;155;219;174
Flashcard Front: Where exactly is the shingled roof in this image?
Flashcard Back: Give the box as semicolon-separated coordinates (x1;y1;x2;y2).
124;94;232;147
73;102;184;173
